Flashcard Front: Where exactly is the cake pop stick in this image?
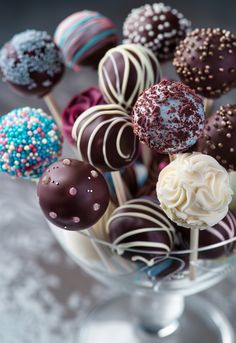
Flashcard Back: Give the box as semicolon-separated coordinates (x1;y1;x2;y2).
44;94;62;127
72;104;139;206
156;153;232;281
189;228;200;280
204;99;214;118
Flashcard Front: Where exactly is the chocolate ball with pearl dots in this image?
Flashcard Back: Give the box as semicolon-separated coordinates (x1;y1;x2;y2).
123;3;191;62
173;28;236;99
37;159;110;230
196;104;236;171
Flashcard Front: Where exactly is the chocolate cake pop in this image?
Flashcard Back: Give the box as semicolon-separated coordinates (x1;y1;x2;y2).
132;80;205;154
173;28;236;99
72;104;139;172
37;159;110;230
156;153;233;229
98;44;161;110
0;30;64;97
54;10;118;70
0;107;62;179
196;104;236;171
107;198;175;263
178;211;236;259
123;3;191;62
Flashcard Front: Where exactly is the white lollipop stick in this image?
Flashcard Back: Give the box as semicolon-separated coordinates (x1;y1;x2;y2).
204;98;214;118
111;171;127;206
44;93;62;128
189;228;199;281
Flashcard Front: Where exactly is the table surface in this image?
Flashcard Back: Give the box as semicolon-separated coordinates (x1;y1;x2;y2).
1;2;236;341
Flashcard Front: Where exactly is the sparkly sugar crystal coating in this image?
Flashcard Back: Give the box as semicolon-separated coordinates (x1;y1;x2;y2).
173;28;236;98
123;3;191;62
132;80;205;154
196;104;236;171
0;30;64;97
0;107;63;179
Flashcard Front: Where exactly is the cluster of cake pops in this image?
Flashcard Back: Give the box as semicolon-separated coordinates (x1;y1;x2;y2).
1;3;236;280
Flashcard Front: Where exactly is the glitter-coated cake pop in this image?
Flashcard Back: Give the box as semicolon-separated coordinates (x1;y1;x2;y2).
156;153;233;229
98;44;161;110
72;104;139;172
0;30;65;97
196;104;236;171
37;159;110;230
0;107;62;179
178;211;236;259
132;80;205;154
54;10;118;70
107;198;175;263
123;3;191;62
173;28;236;99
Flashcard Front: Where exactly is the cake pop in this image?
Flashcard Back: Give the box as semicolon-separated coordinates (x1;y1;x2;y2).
123;3;191;62
62;86;105;144
0;107;62;179
54;10;118;70
196;104;236;171
0;30;64;97
173;28;236;99
156;153;232;229
72;104;139;172
37;158;110;230
132;80;205;154
107;198;175;263
178;211;236;259
98;44;161;110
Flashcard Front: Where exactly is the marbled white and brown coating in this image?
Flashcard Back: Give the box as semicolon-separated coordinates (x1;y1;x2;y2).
37;159;110;230
173;28;236;99
196;104;236;171
123;3;191;62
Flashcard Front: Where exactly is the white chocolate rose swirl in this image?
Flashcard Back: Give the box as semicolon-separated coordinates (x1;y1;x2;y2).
156;152;233;279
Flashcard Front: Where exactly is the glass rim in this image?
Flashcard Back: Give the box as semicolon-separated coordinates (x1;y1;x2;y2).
74;228;236;256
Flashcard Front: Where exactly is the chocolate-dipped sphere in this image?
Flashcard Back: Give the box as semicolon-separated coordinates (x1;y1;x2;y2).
197;105;236;171
132;80;205;154
177;211;236;259
123;3;191;62
0;30;64;97
37;159;110;230
72;104;139;172
98;44;161;110
107;198;175;263
54;10;118;69
173;28;236;99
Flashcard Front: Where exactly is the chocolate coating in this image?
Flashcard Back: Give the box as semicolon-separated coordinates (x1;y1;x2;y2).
72;104;139;172
196;104;236;171
37;159;110;230
132;80;205;154
54;10;118;69
173;28;236;99
123;3;191;62
0;30;64;97
98;44;161;110
177;211;236;259
107;198;175;262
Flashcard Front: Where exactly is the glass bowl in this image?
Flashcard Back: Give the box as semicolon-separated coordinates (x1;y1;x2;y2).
48;219;236;343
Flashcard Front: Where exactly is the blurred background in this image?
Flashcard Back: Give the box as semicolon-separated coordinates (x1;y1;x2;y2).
1;1;236;343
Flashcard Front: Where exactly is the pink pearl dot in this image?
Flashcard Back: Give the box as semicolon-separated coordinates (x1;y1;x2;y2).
73;217;80;223
49;212;57;219
69;187;77;196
